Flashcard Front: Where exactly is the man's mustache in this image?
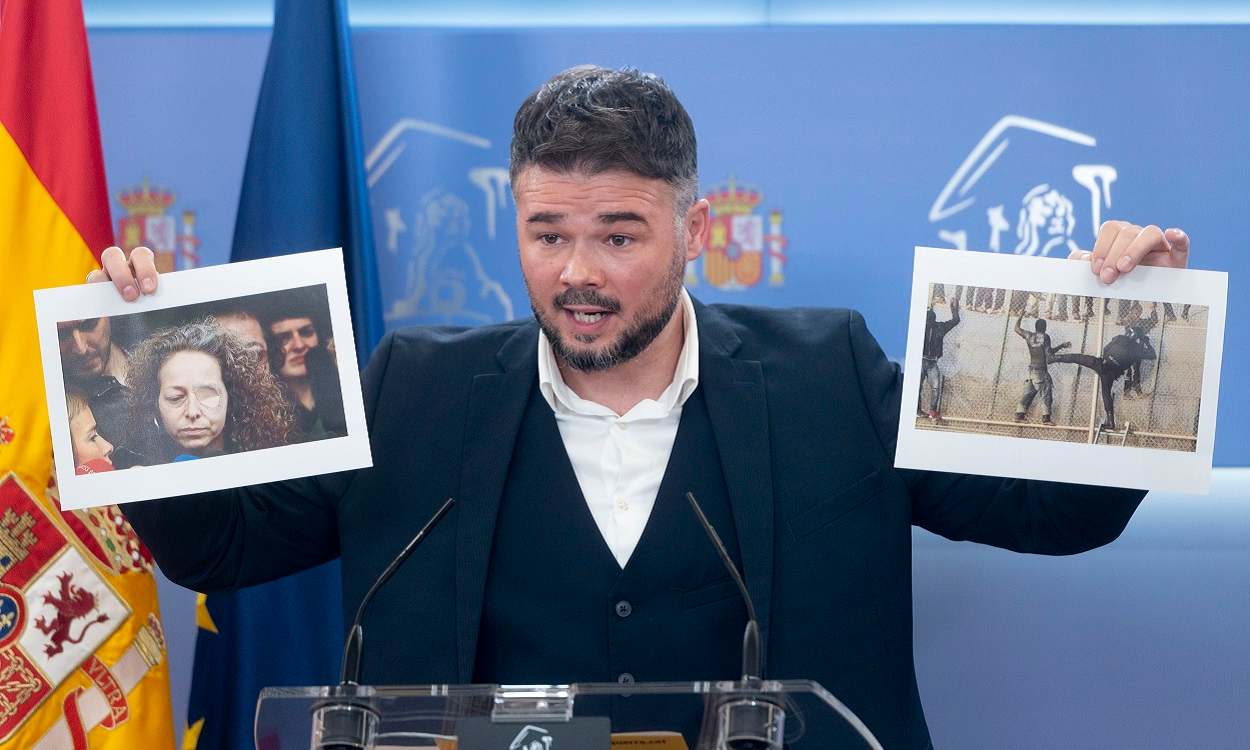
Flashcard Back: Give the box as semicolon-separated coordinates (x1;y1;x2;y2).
553;288;621;313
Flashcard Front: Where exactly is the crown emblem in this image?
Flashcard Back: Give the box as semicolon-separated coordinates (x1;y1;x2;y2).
117;178;174;217
705;176;761;216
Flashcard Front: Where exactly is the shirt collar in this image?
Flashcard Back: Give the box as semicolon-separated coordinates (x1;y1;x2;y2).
538;287;700;418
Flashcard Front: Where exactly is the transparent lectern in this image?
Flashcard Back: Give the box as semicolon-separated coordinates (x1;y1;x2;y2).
255;679;883;749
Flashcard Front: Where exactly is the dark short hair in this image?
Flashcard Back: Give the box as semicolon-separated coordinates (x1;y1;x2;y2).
253;285;332;338
1035;319;1047;333
510;65;698;210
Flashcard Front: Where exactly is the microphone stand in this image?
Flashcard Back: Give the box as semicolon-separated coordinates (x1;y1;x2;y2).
686;491;785;750
311;497;456;750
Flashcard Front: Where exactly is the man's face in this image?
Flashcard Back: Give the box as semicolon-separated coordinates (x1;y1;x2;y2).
58;317;112;379
515;166;706;371
69;406;113;466
270;317;318;379
217;313;269;370
157;350;228;454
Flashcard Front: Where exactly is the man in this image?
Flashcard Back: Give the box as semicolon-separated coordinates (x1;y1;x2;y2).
1120;314;1151;398
257;288;346;440
209;305;269;367
1013;316;1071;425
56;316;138;466
94;67;1191;747
1051;323;1158;432
919;298;960;422
1125;318;1159;398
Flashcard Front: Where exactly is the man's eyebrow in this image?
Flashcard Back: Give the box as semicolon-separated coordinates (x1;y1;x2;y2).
526;211;564;224
599;211;647;224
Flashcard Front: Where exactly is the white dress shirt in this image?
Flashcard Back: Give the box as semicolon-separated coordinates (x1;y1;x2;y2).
537;288;700;568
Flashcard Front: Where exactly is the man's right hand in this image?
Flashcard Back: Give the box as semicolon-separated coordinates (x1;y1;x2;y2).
86;245;160;301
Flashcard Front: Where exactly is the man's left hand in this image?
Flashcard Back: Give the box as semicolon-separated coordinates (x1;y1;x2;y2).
1068;220;1190;283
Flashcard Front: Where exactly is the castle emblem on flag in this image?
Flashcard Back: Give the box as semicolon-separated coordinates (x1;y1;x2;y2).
0;417;14;446
687;176;787;291
116;178;201;272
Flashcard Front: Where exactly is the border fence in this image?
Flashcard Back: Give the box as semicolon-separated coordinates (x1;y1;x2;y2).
917;284;1206;452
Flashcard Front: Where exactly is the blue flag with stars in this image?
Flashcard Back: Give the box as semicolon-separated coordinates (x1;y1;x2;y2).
184;1;381;748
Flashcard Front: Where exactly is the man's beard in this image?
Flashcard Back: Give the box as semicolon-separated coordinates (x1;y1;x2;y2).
530;253;685;373
68;345;108;381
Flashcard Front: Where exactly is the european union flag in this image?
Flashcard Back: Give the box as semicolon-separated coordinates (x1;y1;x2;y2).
184;1;381;748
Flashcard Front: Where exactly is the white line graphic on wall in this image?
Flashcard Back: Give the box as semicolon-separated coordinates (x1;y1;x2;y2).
366;118;514;325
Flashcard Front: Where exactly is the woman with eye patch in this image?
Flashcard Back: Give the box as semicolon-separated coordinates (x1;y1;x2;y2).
124;319;294;465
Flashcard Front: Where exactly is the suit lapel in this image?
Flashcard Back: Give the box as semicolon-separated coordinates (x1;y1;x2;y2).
695;301;776;663
455;323;537;682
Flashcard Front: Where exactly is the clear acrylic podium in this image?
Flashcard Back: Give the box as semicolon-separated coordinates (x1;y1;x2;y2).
255;679;883;749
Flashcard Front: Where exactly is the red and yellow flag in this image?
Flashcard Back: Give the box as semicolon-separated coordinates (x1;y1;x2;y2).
0;1;175;748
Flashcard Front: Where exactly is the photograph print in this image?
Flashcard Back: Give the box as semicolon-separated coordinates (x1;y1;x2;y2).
58;284;347;473
895;247;1226;493
37;249;372;510
916;284;1207;451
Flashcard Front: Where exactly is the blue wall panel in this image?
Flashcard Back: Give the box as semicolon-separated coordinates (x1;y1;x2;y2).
85;25;1248;746
350;26;1247;463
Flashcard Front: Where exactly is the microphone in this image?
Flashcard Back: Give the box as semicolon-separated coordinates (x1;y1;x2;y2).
684;491;760;681
685;491;784;750
311;497;456;750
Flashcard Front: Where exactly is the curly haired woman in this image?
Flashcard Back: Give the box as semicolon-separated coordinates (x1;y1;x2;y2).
124;319;294;465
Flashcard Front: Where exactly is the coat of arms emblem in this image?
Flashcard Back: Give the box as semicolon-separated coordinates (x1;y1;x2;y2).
687;177;787;291
0;475;167;746
116;178;201;272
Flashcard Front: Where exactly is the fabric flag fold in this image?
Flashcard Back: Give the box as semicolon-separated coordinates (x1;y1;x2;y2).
183;1;383;748
0;0;176;748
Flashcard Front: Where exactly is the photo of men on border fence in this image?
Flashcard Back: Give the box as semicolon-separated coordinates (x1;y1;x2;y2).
55;284;346;474
917;283;1207;451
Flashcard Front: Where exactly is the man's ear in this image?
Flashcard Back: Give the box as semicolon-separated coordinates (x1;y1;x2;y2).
684;198;711;262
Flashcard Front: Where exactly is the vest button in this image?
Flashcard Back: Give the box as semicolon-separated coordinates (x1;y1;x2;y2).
615;600;633;618
617;672;635;685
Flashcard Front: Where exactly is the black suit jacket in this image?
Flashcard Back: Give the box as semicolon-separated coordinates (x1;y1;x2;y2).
123;300;1145;748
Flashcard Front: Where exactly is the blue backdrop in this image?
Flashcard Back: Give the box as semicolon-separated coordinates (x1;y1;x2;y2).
90;24;1248;466
84;22;1248;749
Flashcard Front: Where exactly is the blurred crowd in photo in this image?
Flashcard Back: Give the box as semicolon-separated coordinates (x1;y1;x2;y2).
58;285;346;474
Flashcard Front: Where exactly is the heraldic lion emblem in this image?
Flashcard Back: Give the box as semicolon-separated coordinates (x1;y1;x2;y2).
32;571;108;657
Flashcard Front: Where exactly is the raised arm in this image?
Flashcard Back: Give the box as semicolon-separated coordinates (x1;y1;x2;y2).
940;298;960;335
847;311;1144;555
120;331;396;590
90;244;382;590
1013;316;1028;339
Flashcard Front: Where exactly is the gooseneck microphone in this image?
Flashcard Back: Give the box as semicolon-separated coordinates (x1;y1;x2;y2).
312;497;456;750
685;491;782;749
684;491;761;681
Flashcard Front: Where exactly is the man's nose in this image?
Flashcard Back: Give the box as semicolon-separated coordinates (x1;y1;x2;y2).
72;330;90;354
100;437;114;456
559;243;604;288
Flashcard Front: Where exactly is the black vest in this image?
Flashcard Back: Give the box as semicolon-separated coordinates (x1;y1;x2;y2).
473;383;747;730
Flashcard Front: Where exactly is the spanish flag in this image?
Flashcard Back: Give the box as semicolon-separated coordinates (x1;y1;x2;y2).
0;1;175;748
